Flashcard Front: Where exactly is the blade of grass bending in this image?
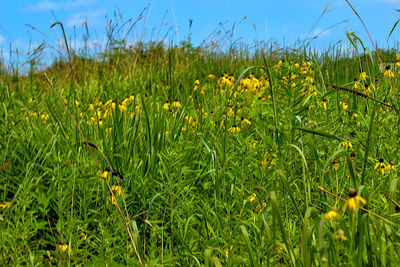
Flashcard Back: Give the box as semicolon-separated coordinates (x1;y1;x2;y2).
361;105;376;184
240;225;257;267
388;19;400;41
294;127;358;145
261;52;279;150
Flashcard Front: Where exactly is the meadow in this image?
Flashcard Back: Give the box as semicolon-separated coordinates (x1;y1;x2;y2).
1;19;400;266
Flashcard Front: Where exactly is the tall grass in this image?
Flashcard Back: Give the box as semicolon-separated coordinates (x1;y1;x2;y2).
1;13;400;266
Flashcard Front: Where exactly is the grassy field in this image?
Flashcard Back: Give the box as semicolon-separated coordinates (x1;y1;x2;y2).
1;20;400;266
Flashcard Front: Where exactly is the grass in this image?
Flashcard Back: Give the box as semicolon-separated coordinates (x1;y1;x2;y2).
1;17;400;266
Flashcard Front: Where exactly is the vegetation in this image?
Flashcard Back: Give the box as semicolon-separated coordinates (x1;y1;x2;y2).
1;16;400;266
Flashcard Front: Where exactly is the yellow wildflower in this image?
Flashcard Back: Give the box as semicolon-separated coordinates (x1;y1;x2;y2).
262;152;277;169
240;117;251;127
343;188;366;211
341;141;353;150
320;98;327;110
171;99;182;108
102;171;109;179
256;201;267;212
340;101;348;110
334;229;347;241
0;202;12;209
322;207;342;220
359;71;369;81
111;183;123;196
58;242;71;253
81;232;87;241
332;159;339;170
374;158;386;175
384;66;394;78
353;79;362;90
119;104;126;112
163;100;170;110
248;193;257;203
228;124;241;133
386;161;397;173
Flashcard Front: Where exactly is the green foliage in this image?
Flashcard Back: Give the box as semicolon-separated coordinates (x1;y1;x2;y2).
1;23;400;266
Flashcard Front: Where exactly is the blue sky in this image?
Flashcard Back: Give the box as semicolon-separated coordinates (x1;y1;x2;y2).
1;0;400;63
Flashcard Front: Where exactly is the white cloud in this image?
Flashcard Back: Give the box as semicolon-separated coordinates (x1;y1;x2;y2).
66;10;104;28
25;0;97;12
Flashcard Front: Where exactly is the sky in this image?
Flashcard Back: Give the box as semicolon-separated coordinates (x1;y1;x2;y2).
1;0;400;65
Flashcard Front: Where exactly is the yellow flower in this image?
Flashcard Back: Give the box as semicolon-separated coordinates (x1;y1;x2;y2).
171;99;182;108
374;158;386;175
320;98;327;110
384;66;394;78
0;202;12;209
397;52;400;61
240;117;251;127
340;101;348;111
359;71;369;81
111;183;123;196
332;159;339;170
256;201;267;212
341;141;353;150
107;183;123;206
58;242;71;253
262;152;277;169
334;229;347;241
208;74;216;79
81;232;87;241
75;100;80;107
119;104;126;112
386;161;397;173
353;79;362;90
248;193;257;203
228;124;241;133
163;100;170;110
343;188;366;211
102;171;109;179
322;207;342;220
